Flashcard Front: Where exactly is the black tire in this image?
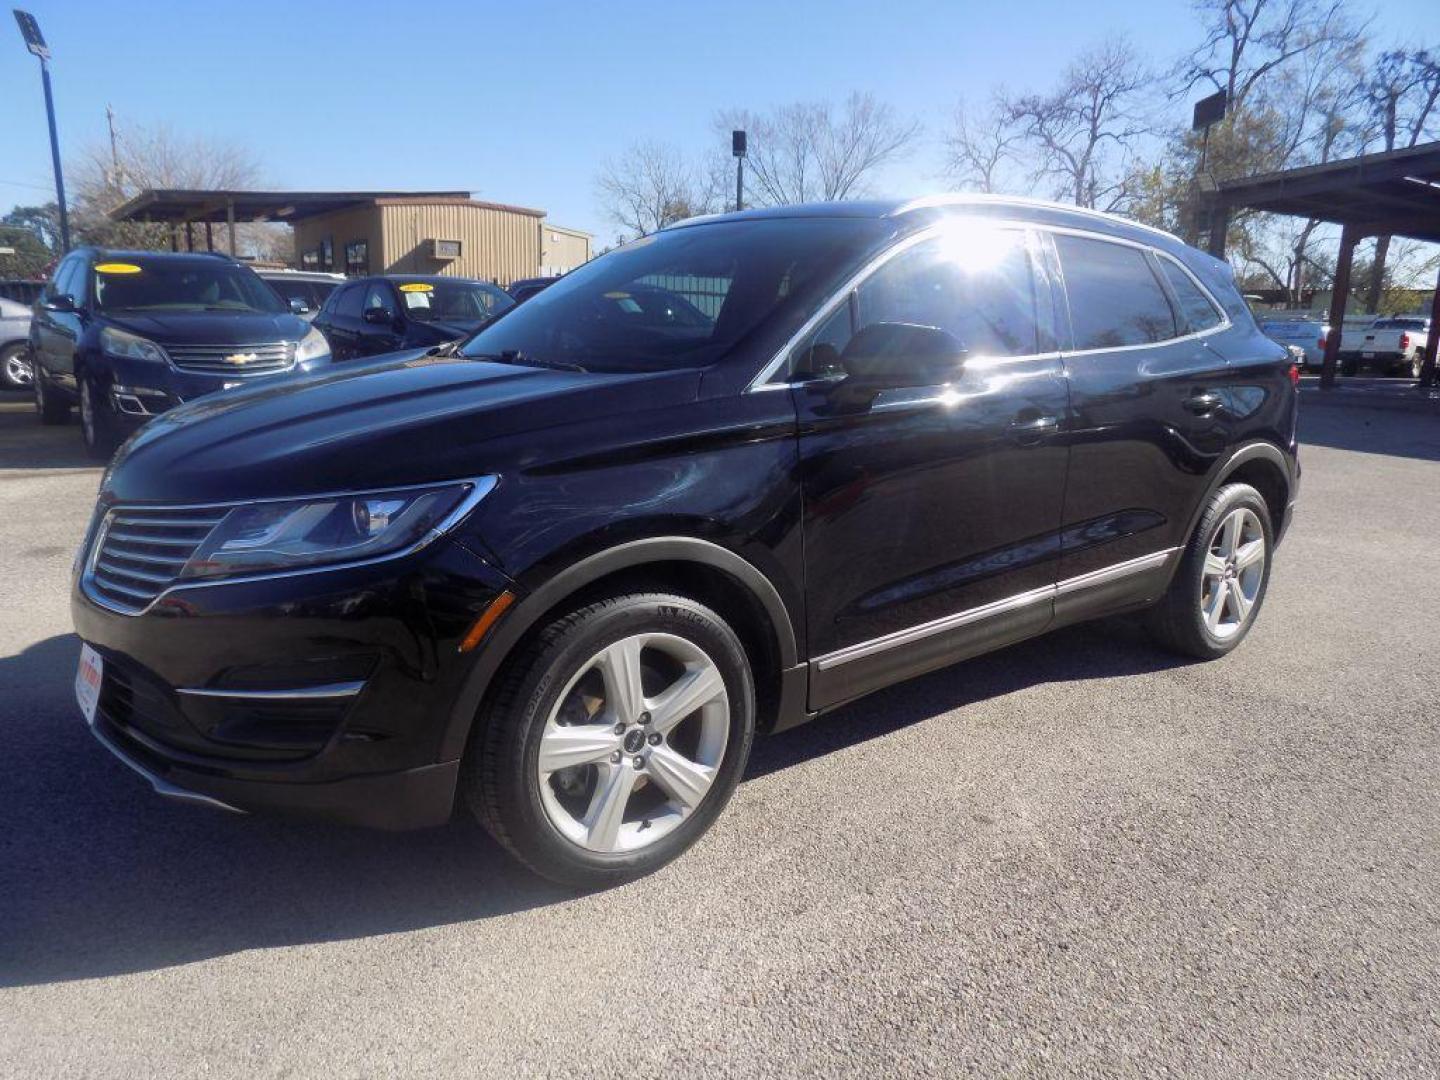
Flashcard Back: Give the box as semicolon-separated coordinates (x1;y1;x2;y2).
1;343;31;392
1412;352;1425;380
1340;356;1358;376
1145;483;1274;660
462;592;756;889
34;368;69;425
79;376;118;460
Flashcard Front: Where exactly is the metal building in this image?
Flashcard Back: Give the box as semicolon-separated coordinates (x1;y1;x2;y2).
109;189;592;285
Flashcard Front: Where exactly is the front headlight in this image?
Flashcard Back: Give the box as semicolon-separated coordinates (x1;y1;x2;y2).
178;479;492;581
295;326;330;364
100;327;167;363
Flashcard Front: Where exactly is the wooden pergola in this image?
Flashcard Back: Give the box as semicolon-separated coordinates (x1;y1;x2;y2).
1199;142;1440;389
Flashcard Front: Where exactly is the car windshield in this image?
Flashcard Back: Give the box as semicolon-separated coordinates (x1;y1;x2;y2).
459;218;880;373
398;280;515;325
91;257;286;315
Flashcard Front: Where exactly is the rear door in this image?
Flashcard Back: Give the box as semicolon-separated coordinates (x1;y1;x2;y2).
1047;231;1230;614
358;280;404;356
34;255;85;393
792;223;1071;709
317;283;363;360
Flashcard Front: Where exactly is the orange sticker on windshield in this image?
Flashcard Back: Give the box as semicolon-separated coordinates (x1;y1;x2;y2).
398;283;433;293
95;262;142;274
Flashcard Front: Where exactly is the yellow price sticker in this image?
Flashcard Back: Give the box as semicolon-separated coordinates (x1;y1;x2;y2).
398;282;434;293
95;262;143;274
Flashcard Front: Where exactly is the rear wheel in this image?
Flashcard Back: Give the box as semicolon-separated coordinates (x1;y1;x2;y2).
1412;351;1426;380
34;367;69;425
463;592;755;888
1;343;32;391
1146;483;1273;660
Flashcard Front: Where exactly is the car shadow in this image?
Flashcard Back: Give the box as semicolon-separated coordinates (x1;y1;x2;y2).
0;398;99;472
2;620;1189;987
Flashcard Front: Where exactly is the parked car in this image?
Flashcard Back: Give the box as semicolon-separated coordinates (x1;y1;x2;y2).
507;275;560;304
71;197;1298;887
255;269;345;321
0;279;46;306
1259;316;1326;369
1;296;34;390
29;249;331;458
313;275;516;361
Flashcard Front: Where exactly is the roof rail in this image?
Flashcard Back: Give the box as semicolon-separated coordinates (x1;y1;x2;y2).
887;193;1184;245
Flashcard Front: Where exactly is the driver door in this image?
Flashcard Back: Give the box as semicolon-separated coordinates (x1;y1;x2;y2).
792;226;1071;710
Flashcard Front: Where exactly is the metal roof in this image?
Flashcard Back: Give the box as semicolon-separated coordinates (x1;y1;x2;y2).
1203;141;1440;243
108;189;545;224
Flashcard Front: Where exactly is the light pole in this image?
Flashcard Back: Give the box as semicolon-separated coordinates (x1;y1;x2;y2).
732;130;746;213
13;9;71;252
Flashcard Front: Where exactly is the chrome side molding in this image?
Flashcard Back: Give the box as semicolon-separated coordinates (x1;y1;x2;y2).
815;548;1180;670
176;681;366;701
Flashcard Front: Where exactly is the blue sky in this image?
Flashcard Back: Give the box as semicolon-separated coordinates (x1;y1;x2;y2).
2;0;1437;245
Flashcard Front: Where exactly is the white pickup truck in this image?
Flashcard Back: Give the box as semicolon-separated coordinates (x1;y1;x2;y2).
1335;316;1432;377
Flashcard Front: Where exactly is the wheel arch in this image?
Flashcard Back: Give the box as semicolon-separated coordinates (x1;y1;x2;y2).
439;537;801;762
1184;440;1294;546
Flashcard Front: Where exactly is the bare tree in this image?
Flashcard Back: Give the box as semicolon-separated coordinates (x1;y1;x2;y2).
1359;48;1440;311
1003;39;1154;211
596;140;711;238
69;119;277;254
940;96;1024;193
715;93;921;206
1177;0;1353;114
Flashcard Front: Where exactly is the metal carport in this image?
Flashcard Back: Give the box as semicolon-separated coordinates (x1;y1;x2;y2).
1199;141;1440;389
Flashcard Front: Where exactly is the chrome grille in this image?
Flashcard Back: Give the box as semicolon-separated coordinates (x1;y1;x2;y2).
166;341;294;376
86;506;228;613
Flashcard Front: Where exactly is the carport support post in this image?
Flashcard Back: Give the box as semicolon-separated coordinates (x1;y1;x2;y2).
226;200;236;256
205;220;213;252
1419;267;1440;390
1321;224;1361;390
1205;201;1229;258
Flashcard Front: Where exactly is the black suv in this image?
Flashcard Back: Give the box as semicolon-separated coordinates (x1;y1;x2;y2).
71;199;1298;887
313;275;515;361
30;249;331;457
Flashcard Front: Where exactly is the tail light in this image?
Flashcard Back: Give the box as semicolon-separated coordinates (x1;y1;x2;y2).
1318;333;1327;350
1400;332;1410;351
1288;362;1301;386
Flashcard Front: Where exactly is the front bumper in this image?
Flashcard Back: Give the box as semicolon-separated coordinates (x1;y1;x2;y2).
100;353;330;427
73;537;514;829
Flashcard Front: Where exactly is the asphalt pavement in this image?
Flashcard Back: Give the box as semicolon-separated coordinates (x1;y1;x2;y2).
2;394;1438;1078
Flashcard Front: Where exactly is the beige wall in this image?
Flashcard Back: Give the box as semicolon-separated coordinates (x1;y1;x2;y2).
291;201;590;284
292;205;384;275
540;225;591;276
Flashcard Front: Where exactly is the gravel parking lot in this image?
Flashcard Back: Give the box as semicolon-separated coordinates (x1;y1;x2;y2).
2;393;1438;1078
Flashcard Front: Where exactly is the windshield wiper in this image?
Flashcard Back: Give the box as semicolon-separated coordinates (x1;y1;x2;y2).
469;349;587;373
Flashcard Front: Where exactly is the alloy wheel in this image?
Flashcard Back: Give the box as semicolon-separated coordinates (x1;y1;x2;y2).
537;632;729;854
3;347;32;388
1200;506;1265;639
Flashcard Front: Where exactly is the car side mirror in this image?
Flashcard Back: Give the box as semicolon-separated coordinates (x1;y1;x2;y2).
835;322;967;405
289;297;311;315
362;307;396;326
44;293;77;313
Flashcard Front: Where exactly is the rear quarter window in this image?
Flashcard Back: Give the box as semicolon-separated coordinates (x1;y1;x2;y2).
1054;234;1176;349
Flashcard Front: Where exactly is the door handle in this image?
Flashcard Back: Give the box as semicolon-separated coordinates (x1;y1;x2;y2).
1008;415;1059;443
1184;391;1224;415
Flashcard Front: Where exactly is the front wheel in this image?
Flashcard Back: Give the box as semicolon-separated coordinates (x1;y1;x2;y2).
79;376;118;460
463;592;756;888
1146;483;1274;660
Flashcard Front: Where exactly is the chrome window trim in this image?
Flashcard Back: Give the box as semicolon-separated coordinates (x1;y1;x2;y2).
81;475;497;617
748;217;1234;392
176;681;366;700
885;193;1186;246
813;548;1180;670
746;221;1040;392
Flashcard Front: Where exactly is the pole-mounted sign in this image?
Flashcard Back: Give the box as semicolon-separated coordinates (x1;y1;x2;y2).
13;7;47;57
732;130;747;214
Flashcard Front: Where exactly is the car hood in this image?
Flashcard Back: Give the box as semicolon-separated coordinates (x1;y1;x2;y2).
104;349;703;504
103;311;310;346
